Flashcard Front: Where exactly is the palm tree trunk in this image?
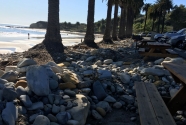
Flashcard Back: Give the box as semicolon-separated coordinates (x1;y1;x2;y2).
118;8;124;39
123;6;126;38
157;9;162;33
152;19;155;31
112;3;119;40
128;7;134;37
103;0;113;44
126;6;131;37
161;13;165;33
143;12;148;32
43;0;63;53
84;0;98;48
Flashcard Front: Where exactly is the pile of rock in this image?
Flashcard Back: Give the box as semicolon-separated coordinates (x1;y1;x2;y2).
0;49;185;125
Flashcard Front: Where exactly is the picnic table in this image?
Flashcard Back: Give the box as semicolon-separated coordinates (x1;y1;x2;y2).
162;62;186;115
137;39;155;48
139;42;178;60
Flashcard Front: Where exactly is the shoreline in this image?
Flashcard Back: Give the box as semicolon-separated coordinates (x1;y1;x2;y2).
0;36;103;54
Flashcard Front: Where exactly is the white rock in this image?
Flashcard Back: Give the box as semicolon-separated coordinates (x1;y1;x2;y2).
67;94;90;125
94;60;102;66
5;66;17;72
104;59;113;64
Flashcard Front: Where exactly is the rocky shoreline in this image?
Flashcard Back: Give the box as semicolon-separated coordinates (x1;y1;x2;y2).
0;40;186;125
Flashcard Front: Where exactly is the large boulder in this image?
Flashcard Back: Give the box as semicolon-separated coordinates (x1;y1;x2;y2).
26;65;50;96
2;102;18;125
67;94;90;125
17;58;37;68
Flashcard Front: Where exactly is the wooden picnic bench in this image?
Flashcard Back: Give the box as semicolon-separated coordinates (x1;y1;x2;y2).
135;81;176;125
137;39;156;48
139;42;178;60
162;62;186;115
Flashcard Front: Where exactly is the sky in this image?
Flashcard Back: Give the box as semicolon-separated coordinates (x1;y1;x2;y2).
0;0;185;26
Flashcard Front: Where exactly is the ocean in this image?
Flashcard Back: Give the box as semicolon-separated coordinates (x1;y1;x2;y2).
0;24;84;54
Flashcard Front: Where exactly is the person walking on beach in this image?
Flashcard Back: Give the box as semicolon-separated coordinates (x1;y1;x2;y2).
28;33;30;39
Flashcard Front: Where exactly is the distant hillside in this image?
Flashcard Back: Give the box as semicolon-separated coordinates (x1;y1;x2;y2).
30;21;48;29
30;21;87;32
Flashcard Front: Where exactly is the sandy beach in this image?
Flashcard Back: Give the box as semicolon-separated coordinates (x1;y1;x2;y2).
0;30;103;54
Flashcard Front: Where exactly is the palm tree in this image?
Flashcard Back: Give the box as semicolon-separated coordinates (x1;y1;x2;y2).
84;0;98;48
43;0;63;53
142;3;151;33
125;0;144;37
103;0;113;43
158;0;173;33
112;0;119;40
118;7;126;39
148;4;159;31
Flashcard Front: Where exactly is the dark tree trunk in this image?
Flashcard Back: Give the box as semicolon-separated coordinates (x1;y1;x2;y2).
126;6;133;38
143;11;148;32
43;0;63;52
123;6;126;38
157;9;162;33
112;3;119;40
103;0;113;44
84;0;98;48
118;5;126;40
161;13;165;33
128;7;134;37
152;19;155;31
118;8;125;39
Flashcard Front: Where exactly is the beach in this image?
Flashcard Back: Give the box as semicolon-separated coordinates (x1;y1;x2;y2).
0;24;103;54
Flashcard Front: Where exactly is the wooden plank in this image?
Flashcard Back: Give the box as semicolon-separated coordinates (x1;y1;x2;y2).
162;62;186;84
166;49;178;54
135;82;159;125
145;83;176;125
167;86;186;115
147;42;171;46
